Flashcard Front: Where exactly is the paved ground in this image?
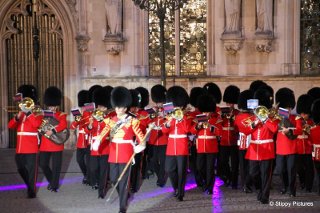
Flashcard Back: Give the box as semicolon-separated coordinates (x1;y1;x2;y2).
0;149;319;213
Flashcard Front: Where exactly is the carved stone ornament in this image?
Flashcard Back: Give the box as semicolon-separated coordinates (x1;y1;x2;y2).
103;34;125;55
221;32;244;55
255;32;274;53
76;34;90;52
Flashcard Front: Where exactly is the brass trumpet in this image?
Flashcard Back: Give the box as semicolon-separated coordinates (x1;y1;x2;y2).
169;108;184;121
92;109;105;121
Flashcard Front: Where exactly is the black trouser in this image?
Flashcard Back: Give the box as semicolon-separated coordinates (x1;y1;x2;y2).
238;150;255;189
76;147;90;178
150;145;167;185
39;151;62;189
190;144;202;187
89;155;99;187
276;154;297;195
15;153;38;194
130;152;142;192
249;159;273;202
165;155;188;198
314;161;320;194
110;163;131;212
296;154;314;191
196;153;217;191
219;145;239;187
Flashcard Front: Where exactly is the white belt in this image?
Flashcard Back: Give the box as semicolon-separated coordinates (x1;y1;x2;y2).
169;134;187;139
153;126;162;130
222;127;234;130
112;138;134;145
198;135;216;139
250;139;273;144
314;144;320;148
78;130;85;134
297;135;308;139
17;132;38;136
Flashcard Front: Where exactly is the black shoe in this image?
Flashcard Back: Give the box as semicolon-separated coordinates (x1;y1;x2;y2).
177;195;183;201
27;191;36;199
306;189;312;193
173;189;178;197
206;189;213;195
98;194;105;199
47;184;52;191
243;186;252;193
231;185;238;190
119;211;126;213
300;183;305;190
82;178;88;185
130;188;137;193
92;184;99;190
280;189;287;195
289;192;296;197
156;182;165;188
260;199;269;204
51;188;58;192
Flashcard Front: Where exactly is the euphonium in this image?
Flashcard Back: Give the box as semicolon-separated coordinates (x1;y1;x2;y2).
172;108;184;121
18;97;35;112
92;109;105;121
254;105;270;122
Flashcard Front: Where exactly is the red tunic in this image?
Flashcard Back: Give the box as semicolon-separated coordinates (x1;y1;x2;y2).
85;117;109;156
243;118;279;160
234;112;254;150
276;115;300;155
162;115;191;156
100;115;145;163
220;109;239;146
190;116;222;153
310;125;320;161
39;111;67;152
296;118;313;154
8;112;43;154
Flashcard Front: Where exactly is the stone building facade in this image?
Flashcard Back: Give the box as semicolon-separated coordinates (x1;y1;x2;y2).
0;0;319;148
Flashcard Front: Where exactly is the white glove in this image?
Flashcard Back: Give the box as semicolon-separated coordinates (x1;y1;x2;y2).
91;138;100;151
134;144;146;154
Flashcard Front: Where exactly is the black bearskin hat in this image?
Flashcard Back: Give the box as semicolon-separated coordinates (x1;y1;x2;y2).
166;86;189;108
88;85;102;102
44;86;62;106
197;94;216;113
203;82;222;104
130;89;141;108
136;87;149;108
93;87;110;108
260;85;274;105
296;94;314;115
312;99;320;124
307;87;320;100
254;88;272;109
151;84;167;103
223;85;240;104
17;84;38;102
111;86;132;108
104;86;113;109
189;87;205;108
238;89;254;111
275;87;295;109
249;80;267;94
77;90;89;107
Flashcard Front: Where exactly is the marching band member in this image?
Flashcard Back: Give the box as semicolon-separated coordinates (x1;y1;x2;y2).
135;86;152;180
70;90;90;185
220;85;240;189
148;84;168;187
243;88;279;204
94;86;146;213
8;85;43;198
275;88;299;197
295;94;315;192
310;98;320;196
162;86;191;201
190;94;222;195
234;89;254;193
39;86;67;192
187;87;206;188
86;86;112;198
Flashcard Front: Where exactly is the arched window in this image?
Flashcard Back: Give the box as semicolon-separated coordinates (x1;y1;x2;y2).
149;0;207;77
301;0;320;74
